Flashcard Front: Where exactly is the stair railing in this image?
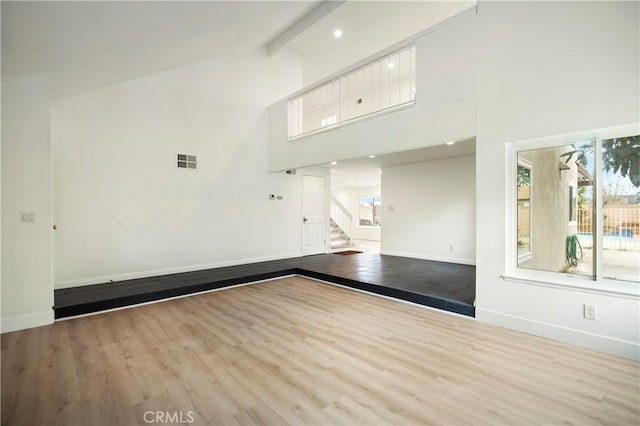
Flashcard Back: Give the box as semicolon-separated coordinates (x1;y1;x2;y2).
330;196;353;245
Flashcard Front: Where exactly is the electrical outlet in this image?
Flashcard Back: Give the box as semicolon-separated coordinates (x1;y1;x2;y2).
20;212;35;223
449;244;454;252
583;304;597;320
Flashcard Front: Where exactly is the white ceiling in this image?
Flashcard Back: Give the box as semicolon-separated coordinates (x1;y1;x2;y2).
2;1;475;99
330;138;476;189
331;165;382;190
288;0;476;85
1;1;318;98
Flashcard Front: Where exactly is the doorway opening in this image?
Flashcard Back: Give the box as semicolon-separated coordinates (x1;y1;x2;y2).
330;164;382;254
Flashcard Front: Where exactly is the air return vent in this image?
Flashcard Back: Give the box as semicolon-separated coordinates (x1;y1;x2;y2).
177;154;197;169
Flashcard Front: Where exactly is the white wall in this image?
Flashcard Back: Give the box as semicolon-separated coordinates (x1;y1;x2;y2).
270;1;639;359
52;50;304;287
1;74;55;332
268;8;477;172
475;1;640;359
381;155;476;264
332;187;381;242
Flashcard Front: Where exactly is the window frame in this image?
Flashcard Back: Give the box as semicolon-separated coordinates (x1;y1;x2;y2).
505;123;640;297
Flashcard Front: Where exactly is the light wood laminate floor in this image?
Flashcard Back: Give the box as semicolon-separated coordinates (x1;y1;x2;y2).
3;277;639;425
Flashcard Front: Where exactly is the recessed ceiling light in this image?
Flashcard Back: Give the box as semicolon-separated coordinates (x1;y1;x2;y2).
387;62;395;69
334;29;343;38
446;141;455;145
330;161;338;165
368;155;376;159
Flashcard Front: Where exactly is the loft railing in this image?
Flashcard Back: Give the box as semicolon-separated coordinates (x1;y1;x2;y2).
288;45;416;140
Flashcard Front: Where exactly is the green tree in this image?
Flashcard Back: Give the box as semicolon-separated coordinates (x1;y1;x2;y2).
561;135;640;188
517;165;530;187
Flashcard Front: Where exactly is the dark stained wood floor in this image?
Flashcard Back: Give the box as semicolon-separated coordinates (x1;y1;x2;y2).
54;253;475;319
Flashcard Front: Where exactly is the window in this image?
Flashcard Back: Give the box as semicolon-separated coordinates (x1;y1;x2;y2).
516;142;594;276
517;161;532;261
321;115;337;127
288;45;416;139
510;124;639;284
601;134;640;281
359;196;381;227
177;154;197;169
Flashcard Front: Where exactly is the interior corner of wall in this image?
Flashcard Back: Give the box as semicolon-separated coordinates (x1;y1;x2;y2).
1;309;54;334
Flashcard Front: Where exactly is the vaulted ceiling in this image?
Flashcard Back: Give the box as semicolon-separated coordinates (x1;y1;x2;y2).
287;1;475;85
1;1;475;99
1;1;317;98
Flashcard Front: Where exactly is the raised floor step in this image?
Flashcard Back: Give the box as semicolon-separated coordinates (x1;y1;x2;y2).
54;255;476;319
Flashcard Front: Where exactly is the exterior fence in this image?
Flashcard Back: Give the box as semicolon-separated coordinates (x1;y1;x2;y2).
577;207;640;251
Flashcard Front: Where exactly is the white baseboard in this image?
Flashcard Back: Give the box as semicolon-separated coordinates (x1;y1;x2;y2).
380;250;476;266
54;252;303;289
1;310;54;334
476;307;639;361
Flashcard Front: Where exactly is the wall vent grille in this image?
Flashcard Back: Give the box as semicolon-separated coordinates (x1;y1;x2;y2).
177;154;197;169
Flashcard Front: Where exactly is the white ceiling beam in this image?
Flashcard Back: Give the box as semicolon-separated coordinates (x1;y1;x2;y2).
267;0;345;56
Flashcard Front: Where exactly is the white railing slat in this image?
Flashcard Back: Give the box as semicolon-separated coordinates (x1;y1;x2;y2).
288;45;416;140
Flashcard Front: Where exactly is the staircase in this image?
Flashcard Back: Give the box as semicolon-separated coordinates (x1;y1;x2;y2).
330;196;353;249
330;219;352;249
